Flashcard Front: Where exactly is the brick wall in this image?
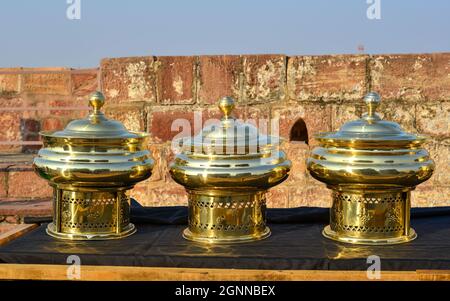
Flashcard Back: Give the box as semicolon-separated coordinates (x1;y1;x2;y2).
1;53;449;222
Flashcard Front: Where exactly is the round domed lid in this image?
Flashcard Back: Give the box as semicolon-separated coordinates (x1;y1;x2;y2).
179;97;279;156
315;92;425;147
47;91;139;139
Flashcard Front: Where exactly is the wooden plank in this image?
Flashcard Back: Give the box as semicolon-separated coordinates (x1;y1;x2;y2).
0;224;38;246
417;270;450;281
1;264;448;281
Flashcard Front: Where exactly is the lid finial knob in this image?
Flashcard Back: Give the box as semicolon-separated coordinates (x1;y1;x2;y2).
364;91;381;118
89;91;105;113
218;97;235;119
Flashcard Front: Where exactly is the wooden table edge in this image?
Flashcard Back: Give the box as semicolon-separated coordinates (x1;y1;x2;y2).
0;224;38;246
0;264;449;281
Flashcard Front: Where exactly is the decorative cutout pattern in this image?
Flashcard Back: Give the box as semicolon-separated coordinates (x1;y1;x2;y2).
331;190;405;235
187;194;267;235
58;190;130;233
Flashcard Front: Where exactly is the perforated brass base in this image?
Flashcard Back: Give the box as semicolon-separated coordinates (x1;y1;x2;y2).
322;225;416;245
46;222;136;240
185;190;270;244
48;188;135;240
324;188;416;245
183;227;271;244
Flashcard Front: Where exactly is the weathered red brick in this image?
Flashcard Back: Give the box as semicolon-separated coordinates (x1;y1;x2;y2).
19;118;41;153
283;141;309;183
416;102;450;138
144;183;187;206
288;181;330;207
129;180;149;205
0;198;52;217
7;171;52;198
41;117;64;132
147;143;174;182
22;118;40;132
8;94;61;120
0;172;7;198
202;105;246;125
0;97;30;151
242;55;286;103
371;53;450;101
22;71;71;95
427;141;450;186
3;162;33;172
104;103;147;132
5;216;19;224
149;108;203;142
71;70;98;96
241;105;271;135
272;103;332;145
155;56;196;104
288;55;368;101
266;185;289;208
378;101;416;133
331;103;365;131
0;71;20;94
197;55;241;104
0;111;21;142
47;96;89;118
413;183;450;207
0;95;25;107
0;111;21;152
148;104;252;143
333;101;416;133
21;67;69;72
0;154;34;169
130;179;188;207
101;57;155;103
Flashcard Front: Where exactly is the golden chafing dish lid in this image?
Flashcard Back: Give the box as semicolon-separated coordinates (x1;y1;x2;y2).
178;97;279;155
44;92;140;139
315;92;425;146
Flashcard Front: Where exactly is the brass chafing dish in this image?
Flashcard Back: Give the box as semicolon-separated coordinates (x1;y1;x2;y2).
169;97;291;244
307;92;435;245
33;92;154;240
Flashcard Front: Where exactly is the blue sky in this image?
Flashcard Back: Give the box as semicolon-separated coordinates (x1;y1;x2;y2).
0;0;449;68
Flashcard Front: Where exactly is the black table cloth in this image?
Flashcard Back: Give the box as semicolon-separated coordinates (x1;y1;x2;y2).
1;202;450;271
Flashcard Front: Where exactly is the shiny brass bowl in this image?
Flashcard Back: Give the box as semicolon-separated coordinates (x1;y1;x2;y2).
170;97;291;244
307;92;435;245
33;92;154;240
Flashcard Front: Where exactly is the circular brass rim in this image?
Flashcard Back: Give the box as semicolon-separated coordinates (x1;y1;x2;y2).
46;223;137;240
322;225;417;245
182;227;271;244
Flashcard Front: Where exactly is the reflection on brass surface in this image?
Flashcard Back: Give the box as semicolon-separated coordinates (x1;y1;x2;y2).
170;97;291;244
307;92;434;245
33;92;154;240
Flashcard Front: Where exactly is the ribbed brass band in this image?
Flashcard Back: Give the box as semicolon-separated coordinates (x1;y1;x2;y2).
47;188;135;240
184;190;270;243
324;189;416;245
